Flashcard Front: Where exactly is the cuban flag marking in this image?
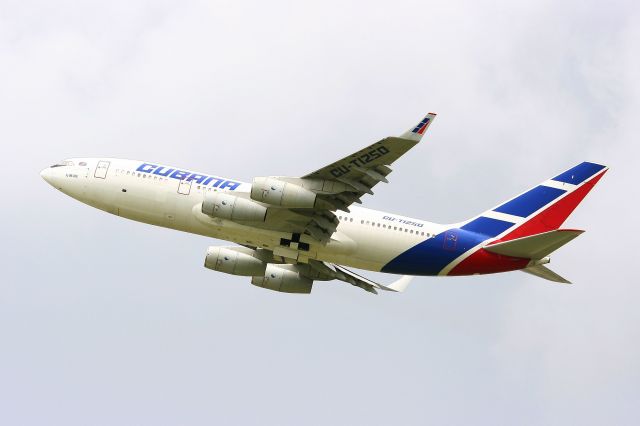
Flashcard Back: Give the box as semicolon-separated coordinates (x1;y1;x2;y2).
412;117;431;135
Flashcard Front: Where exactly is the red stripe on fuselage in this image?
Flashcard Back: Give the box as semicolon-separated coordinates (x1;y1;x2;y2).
448;249;529;276
447;169;607;276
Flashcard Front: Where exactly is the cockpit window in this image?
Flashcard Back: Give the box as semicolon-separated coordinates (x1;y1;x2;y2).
50;160;75;168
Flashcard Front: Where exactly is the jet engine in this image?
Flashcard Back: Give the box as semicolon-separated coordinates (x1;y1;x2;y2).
251;263;313;294
250;177;317;208
204;246;266;276
201;192;267;222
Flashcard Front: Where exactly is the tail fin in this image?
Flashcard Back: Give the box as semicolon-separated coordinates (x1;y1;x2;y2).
471;161;608;242
445;162;606;280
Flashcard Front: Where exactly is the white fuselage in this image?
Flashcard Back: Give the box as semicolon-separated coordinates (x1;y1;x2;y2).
41;158;446;273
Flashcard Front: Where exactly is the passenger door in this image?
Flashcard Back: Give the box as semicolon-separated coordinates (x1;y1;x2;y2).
177;179;192;195
94;160;110;179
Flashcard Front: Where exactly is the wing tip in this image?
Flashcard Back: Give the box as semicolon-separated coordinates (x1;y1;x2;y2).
400;112;437;141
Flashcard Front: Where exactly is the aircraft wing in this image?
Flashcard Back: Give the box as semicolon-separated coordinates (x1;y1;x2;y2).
261;113;436;243
303;112;437;206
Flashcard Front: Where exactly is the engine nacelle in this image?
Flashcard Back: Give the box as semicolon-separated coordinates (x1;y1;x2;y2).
202;192;267;222
204;246;266;276
251;264;313;294
251;177;317;208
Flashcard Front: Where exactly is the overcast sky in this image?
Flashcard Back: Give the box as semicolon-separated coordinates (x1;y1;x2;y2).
1;0;638;425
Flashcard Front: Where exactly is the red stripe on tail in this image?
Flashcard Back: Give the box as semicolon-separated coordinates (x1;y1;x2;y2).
448;169;607;277
493;170;607;243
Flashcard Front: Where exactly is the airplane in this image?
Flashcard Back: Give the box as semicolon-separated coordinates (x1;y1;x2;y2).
40;113;608;294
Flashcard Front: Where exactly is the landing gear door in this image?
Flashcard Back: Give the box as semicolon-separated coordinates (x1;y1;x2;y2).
178;179;192;195
94;160;110;179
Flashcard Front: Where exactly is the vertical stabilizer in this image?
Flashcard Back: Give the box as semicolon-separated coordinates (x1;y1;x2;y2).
470;162;608;243
445;162;607;278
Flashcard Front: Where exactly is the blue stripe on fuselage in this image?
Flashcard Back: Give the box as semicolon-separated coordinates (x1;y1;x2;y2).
493;185;566;218
381;217;514;276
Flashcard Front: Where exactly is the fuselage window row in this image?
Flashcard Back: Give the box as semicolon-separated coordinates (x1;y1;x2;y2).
117;169;432;238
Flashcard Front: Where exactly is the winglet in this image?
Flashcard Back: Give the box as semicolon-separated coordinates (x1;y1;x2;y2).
400;112;437;141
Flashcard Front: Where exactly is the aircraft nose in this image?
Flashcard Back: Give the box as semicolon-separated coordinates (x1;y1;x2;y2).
40;167;53;184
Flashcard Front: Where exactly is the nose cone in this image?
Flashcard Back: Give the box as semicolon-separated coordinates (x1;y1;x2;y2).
40;167;53;184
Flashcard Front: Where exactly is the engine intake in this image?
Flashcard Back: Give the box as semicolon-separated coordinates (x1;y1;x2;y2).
251;177;317;208
204;246;266;276
251;264;313;294
202;192;267;222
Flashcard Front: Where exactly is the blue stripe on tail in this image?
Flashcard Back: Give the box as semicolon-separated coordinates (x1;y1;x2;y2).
494;186;566;218
552;162;606;185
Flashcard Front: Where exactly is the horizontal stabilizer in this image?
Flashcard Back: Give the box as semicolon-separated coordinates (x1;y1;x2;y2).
484;229;584;260
522;264;571;284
